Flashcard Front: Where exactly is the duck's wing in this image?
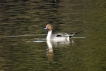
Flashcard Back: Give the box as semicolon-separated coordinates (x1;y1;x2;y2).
53;31;82;37
53;32;69;37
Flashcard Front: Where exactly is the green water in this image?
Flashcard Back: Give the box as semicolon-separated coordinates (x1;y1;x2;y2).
0;0;106;71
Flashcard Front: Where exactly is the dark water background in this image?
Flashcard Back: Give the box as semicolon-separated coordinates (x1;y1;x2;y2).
0;0;106;71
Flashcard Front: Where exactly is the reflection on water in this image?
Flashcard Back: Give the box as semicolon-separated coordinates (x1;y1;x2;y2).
32;37;74;62
46;39;73;61
46;40;54;61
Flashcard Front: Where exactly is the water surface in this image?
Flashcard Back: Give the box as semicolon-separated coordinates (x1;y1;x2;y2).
0;0;106;71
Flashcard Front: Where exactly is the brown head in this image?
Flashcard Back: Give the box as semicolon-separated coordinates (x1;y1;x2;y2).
45;24;53;31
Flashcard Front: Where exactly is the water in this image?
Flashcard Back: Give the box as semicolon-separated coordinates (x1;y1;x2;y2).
0;0;106;71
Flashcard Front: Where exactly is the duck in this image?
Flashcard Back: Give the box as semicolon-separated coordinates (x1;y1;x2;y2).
44;24;76;42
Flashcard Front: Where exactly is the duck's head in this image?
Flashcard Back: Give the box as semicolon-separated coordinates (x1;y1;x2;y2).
44;24;53;31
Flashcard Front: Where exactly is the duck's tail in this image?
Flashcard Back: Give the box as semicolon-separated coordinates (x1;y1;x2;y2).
69;31;82;38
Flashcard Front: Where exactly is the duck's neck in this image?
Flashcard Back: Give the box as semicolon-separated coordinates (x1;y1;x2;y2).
47;30;52;40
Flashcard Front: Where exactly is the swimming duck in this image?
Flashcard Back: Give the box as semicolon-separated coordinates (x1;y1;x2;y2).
44;24;75;42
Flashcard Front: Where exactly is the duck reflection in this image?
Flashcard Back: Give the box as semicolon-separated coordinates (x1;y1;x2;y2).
46;39;73;61
46;40;54;61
